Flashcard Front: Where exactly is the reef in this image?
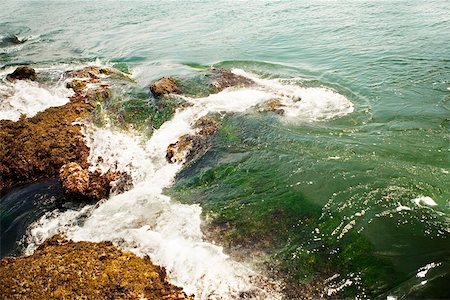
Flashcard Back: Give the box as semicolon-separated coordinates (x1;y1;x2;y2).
0;235;193;300
0;66;130;199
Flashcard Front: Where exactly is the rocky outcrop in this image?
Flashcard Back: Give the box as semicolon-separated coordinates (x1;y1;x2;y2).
151;68;255;99
58;162;129;201
6;66;37;82
0;92;92;192
65;65;117;79
0;235;193;300
65;78;88;92
166;115;219;164
210;68;255;92
150;76;180;97
0;66;127;197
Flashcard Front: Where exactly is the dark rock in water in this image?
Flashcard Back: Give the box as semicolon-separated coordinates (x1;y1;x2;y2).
0;35;27;47
194;115;219;136
6;66;37;82
58;162;130;202
150;76;180;97
0;235;193;299
210;68;255;92
166;115;219;164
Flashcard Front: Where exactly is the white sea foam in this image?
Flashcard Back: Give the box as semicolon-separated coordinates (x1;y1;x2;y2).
25;70;354;299
411;196;438;207
416;262;441;278
0;79;72;121
232;68;355;122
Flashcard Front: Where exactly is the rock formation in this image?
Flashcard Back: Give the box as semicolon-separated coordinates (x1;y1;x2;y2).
0;235;193;300
0;66;130;198
150;76;180;97
58;162;128;201
151;68;255;99
0;92;92;192
209;68;255;92
6;66;37;81
166;115;219;164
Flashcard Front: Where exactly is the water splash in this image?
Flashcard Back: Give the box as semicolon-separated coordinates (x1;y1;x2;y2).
0;78;72;121
24;69;354;298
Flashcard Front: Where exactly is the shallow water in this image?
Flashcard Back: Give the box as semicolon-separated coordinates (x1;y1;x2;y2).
1;0;449;299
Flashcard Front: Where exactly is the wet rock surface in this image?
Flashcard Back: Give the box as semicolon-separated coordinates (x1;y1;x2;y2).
65;66;117;79
210;68;255;92
166;115;219;164
6;66;37;82
0;94;92;193
0;66;122;196
150;76;180;97
151;68;255;99
59;162;128;201
0;235;193;300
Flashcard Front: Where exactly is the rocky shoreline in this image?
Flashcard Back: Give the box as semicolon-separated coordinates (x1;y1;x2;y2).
0;235;193;300
0;66;189;299
0;65;263;299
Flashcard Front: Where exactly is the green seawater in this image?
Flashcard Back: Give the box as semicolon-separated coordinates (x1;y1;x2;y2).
1;0;449;298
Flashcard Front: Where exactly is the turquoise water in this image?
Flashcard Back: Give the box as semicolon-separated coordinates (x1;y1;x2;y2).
1;0;449;298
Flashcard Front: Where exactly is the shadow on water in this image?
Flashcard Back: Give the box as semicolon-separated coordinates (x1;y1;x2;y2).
0;179;78;258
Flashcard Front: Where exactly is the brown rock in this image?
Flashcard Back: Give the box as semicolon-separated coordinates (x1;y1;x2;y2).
166;115;219;164
59;162;90;195
65;79;88;92
210;68;255;92
150;76;180;97
59;162;131;201
0;79;113;193
6;66;37;82
0;100;91;192
194;115;219;136
65;66;116;79
0;235;193;300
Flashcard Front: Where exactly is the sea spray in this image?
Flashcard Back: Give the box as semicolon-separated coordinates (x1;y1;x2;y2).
0;79;72;121
25;70;355;298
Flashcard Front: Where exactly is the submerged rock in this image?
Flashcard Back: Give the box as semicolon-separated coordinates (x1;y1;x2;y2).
170;68;256;98
149;76;180;97
0;35;27;47
257;98;285;115
0;235;193;299
6;66;37;82
166;115;219;164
